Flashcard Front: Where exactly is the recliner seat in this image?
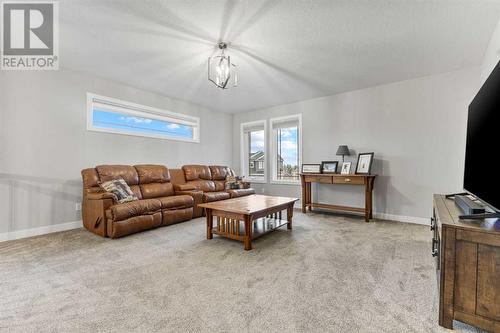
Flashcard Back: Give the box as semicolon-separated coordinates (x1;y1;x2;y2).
81;164;193;238
174;165;255;217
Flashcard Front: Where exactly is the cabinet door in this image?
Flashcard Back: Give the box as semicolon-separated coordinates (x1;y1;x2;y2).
454;240;478;314
476;244;500;321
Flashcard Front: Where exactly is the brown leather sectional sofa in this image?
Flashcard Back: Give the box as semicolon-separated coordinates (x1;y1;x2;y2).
81;164;255;238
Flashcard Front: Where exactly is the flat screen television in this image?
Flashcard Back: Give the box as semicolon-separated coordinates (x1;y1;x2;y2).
464;60;500;212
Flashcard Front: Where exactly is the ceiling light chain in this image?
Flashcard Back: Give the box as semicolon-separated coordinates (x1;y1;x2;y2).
208;42;238;89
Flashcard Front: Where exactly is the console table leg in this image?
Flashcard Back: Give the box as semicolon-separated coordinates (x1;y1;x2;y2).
243;216;252;251
206;209;213;239
307;183;312;212
301;177;307;213
364;183;372;222
287;206;293;230
370;180;374;219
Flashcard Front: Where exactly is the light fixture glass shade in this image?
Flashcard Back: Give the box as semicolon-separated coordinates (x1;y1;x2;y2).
208;43;238;89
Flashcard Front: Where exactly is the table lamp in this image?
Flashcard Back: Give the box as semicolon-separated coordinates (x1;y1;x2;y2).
336;145;350;162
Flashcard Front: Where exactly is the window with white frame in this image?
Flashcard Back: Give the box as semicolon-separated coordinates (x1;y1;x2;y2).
271;114;301;183
241;120;266;182
87;93;200;143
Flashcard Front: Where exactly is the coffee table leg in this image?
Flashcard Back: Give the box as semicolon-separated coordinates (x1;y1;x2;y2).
206;209;213;239
243;215;252;251
287;205;293;230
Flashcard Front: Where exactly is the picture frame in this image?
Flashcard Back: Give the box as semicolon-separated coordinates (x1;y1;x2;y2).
340;162;352;175
301;164;321;174
355;152;374;175
321;161;338;174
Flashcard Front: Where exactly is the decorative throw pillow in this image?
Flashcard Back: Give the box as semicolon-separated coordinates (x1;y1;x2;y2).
225;175;239;190
100;178;138;203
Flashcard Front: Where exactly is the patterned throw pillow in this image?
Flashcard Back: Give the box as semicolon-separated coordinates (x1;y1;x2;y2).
225;175;239;189
100;178;138;203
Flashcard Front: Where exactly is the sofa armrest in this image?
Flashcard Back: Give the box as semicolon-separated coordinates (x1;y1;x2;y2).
175;190;204;218
174;184;196;191
82;195;115;237
240;181;251;189
87;192;117;201
226;188;255;198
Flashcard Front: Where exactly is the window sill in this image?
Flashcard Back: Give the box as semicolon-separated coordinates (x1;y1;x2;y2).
270;180;300;186
247;179;267;184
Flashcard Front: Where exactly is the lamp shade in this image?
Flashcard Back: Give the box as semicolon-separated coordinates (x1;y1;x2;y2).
336;145;350;156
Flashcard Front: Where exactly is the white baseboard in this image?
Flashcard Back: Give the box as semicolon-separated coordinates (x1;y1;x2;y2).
0;220;83;243
295;206;429;226
373;213;429;225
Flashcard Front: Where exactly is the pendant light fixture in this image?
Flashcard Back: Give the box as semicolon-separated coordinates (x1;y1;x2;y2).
208;42;238;89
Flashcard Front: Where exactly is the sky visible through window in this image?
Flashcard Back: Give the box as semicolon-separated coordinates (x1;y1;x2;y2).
249;128;298;165
250;130;265;154
276;127;298;165
92;109;193;139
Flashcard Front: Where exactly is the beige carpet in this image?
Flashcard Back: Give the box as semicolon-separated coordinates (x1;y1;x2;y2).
0;211;485;333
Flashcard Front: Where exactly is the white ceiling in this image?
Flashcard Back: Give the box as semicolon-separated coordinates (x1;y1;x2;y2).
60;0;500;113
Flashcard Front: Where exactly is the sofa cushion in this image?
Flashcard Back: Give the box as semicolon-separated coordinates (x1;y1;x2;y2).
140;183;174;199
129;185;143;200
96;165;139;185
169;168;187;186
109;198;161;221
135;164;170;183
182;165;212;181
213;180;225;191
162;208;192;226
209;166;234;180
203;191;230;203
82;168;100;189
107;213;162;238
188;179;216;192
227;188;256;198
158;195;193;210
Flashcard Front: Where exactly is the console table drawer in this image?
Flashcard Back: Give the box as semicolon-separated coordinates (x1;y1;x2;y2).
304;175;332;183
332;176;364;185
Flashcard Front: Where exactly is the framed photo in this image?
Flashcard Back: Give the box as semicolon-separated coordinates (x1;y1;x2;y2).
355;152;374;175
301;164;321;174
321;161;338;174
340;162;352;175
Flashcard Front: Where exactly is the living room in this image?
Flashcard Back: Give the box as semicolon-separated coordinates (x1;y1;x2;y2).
1;1;500;332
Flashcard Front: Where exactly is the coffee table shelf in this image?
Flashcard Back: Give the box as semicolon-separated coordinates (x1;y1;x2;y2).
199;195;298;250
211;217;289;240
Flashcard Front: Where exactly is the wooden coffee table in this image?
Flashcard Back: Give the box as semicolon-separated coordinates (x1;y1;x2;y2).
198;194;298;250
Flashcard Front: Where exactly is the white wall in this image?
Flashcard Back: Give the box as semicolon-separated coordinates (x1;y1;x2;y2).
0;69;233;235
481;19;500;83
233;67;480;221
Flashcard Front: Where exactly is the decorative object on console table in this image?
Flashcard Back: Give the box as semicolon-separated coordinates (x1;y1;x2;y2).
340;162;352;175
300;173;376;222
433;194;500;331
336;145;350;163
321;161;338;174
301;164;321;174
355;152;374;174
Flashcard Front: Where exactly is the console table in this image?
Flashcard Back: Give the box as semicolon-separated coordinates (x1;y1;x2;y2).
300;174;376;222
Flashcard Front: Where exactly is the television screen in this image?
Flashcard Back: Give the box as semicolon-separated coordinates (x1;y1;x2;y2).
464;60;500;211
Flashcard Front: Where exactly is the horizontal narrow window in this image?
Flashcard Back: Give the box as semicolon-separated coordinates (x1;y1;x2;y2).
87;93;200;143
